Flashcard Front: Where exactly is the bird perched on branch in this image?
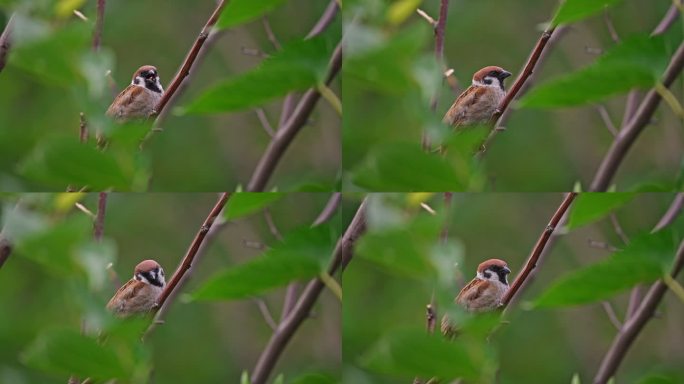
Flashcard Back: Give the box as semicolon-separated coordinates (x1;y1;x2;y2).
107;259;166;317
106;65;164;122
441;258;511;337
443;66;511;128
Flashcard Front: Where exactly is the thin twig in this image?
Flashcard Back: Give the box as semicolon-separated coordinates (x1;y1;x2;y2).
601;301;623;330
0;234;12;269
440;192;453;244
501;192;578;308
144;193;231;338
653;193;684;231
596;105;618;136
429;0;449;113
305;0;339;40
588;239;620;252
264;209;284;242
92;0;106;51
250;198;366;384
93;193;108;242
79;113;88;143
254;298;278;331
262;17;281;51
603;9;620;43
589;40;684;191
593;239;684;384
312;192;341;226
651;4;680;36
0;13;15;74
609;214;630;245
255;109;275;137
416;9;437;27
151;0;228;119
246;41;342;192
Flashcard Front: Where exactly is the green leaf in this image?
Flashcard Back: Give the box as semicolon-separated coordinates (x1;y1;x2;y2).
520;35;667;108
289;372;336;384
345;24;428;93
21;329;128;380
356;214;442;278
183;36;333;114
17;215;91;276
352;143;462;191
216;0;287;29
360;329;487;381
19;139;137;190
552;0;624;26
535;230;677;307
193;225;335;300
9;21;90;86
224;192;285;220
387;0;422;26
1;203;49;242
567;192;636;229
571;373;582;384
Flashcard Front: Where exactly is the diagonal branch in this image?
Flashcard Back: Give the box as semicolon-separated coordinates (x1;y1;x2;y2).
476;26;557;157
0;13;15;74
151;0;228;120
593;238;684;384
589;40;684;191
145;192;231;337
250;198;366;384
501;192;577;308
246;41;342;192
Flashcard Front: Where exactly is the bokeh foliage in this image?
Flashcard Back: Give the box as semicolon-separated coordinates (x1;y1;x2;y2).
343;0;683;192
343;193;684;383
0;193;341;383
0;0;340;191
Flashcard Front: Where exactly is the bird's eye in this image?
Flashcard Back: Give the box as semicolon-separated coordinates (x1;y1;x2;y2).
489;71;498;76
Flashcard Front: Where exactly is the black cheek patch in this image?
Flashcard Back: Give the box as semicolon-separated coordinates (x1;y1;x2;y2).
483;78;492;85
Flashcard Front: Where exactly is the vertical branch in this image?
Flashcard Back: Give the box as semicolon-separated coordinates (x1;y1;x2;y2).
79;113;88;143
0;13;15;74
251;198;366;384
501;192;577;308
93;193;108;242
92;0;106;51
429;0;450;112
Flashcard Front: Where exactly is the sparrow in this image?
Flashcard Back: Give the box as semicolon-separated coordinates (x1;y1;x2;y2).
106;259;166;317
105;65;164;122
442;66;512;128
441;258;511;337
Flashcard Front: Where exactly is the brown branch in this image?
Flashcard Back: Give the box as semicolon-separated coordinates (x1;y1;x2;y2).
0;234;11;269
653;193;684;231
283;193;341;320
92;0;106;51
593;238;684;384
93;192;108;242
589;40;684;191
596;105;618;136
246;41;342;192
501;192;577;308
250;198;366;384
145;192;230;337
151;0;228;119
601;301;623;330
0;13;15;74
476;26;557;157
255;109;275;137
254;298;278;331
79;113;88;143
305;0;339;40
278;0;338;130
652;4;681;36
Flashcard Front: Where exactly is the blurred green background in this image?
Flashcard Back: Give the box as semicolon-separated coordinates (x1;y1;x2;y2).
0;193;341;383
342;193;684;383
0;0;340;191
343;0;684;191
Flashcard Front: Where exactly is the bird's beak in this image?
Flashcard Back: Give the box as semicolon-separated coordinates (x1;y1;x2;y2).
503;266;511;275
500;71;512;80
